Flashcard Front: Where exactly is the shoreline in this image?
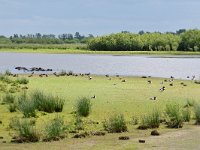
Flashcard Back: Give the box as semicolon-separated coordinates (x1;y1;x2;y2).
1;48;200;56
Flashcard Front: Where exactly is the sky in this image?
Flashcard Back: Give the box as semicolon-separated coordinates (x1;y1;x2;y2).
0;0;200;36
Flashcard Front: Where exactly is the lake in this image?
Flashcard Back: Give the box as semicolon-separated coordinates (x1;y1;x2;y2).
0;52;200;79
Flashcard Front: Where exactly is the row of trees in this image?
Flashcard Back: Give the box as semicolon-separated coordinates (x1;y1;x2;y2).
6;32;93;44
88;29;200;51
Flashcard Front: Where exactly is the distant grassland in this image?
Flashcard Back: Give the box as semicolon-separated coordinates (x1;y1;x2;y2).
1;48;200;55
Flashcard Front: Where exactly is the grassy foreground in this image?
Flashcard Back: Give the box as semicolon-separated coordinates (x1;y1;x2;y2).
0;75;200;149
1;48;200;55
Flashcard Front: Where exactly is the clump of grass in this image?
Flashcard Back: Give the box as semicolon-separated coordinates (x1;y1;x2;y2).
184;99;195;108
16;77;29;84
0;74;12;84
131;116;138;125
9;87;19;93
32;90;65;113
8;103;17;112
54;97;65;112
18;92;36;118
76;97;91;117
140;110;160;129
2;93;15;104
194;103;200;125
182;108;191;122
44;116;67;141
74;115;84;130
0;83;7;92
103;114;127;133
11;118;39;143
165;103;183;128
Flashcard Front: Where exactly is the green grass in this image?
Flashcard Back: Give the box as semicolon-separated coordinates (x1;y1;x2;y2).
1;48;200;55
0;75;200;149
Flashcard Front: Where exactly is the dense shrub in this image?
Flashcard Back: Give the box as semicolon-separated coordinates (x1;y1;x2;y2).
76;97;91;117
182;108;191;122
32;90;64;113
16;77;29;84
44;116;67;141
165;103;183;128
88;32;181;51
9;103;17;112
140;110;160;129
10;118;39;143
103;114;127;133
18;92;36;118
3;93;15;104
194;104;200;125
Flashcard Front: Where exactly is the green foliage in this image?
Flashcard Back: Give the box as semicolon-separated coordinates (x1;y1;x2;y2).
165;103;183;128
178;29;200;51
18;92;36;118
76;97;92;117
32;90;65;113
194;103;200;125
0;73;12;84
88;32;181;51
103;114;127;133
182;108;191;122
44;116;67;140
16;77;29;84
140;110;160;128
11;118;39;142
2;93;15;104
74;115;84;130
8;103;17;112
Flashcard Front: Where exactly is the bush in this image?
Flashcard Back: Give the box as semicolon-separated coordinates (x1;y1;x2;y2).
194;104;200;125
103;114;127;133
9;103;17;112
76;97;91;117
165;103;183;128
3;93;15;104
184;99;195;107
0;74;12;83
11;118;39;143
74;115;84;130
16;77;29;84
140;110;160;129
18;92;36;118
44;116;67;141
32;91;65;113
182;108;191;122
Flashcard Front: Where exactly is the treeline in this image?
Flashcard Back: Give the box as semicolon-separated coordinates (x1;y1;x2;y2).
0;32;93;44
88;29;200;51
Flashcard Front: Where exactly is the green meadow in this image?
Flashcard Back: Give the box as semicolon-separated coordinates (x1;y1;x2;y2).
0;74;200;149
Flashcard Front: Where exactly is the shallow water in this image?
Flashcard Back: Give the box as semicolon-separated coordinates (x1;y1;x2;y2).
0;52;200;79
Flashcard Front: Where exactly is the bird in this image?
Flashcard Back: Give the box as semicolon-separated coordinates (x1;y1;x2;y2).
160;86;165;92
91;95;96;99
150;97;157;100
147;80;152;84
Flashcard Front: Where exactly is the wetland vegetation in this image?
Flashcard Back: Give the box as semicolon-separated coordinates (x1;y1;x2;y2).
0;71;200;149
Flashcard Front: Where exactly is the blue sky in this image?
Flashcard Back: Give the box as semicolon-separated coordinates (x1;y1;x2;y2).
0;0;200;36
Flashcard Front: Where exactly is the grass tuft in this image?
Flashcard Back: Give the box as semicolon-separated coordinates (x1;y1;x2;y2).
76;97;91;117
44;116;67;141
165;103;183;128
103;114;127;133
16;77;29;84
194;103;200;125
